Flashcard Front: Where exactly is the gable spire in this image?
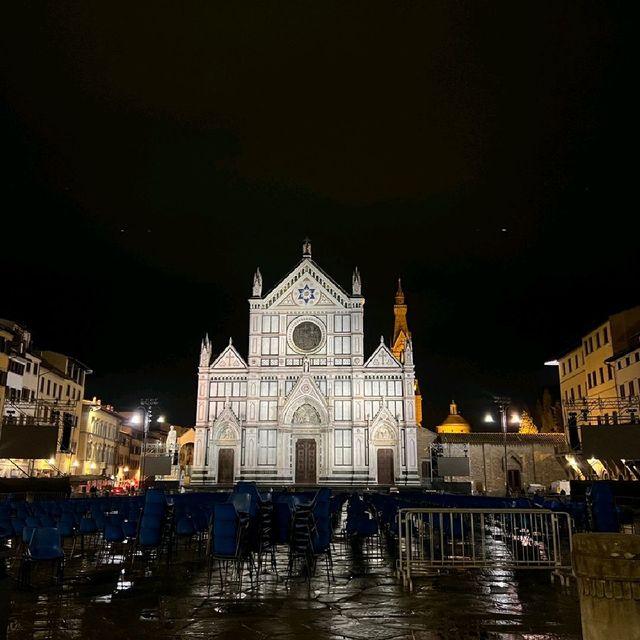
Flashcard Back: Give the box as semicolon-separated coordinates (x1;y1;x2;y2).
199;333;212;367
352;266;361;295
252;267;263;297
302;236;312;258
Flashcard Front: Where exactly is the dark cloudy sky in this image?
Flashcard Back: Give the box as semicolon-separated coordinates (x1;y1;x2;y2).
1;2;636;429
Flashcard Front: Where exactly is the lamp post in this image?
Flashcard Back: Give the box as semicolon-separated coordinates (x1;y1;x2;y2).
484;396;520;496
131;398;164;491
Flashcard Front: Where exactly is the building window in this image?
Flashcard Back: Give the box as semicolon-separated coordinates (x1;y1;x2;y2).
210;380;247;397
630;380;636;397
8;360;25;375
257;429;277;465
285;378;297;395
364;399;381;420
584;340;589;355
259;400;277;421
364;379;402;397
229;401;247;420
261;336;279;355
562;362;566;376
334;379;352;396
578;384;582;398
596;333;601;349
334;400;352;421
599;367;604;385
260;380;278;396
209;401;226;420
387;399;404;420
608;366;613;380
603;327;609;343
334;315;351;333
620;384;626;399
334;336;351;355
575;355;579;369
25;362;31;373
636;352;640;362
334;429;352;465
313;377;327;395
570;387;575;400
626;356;631;367
261;315;279;334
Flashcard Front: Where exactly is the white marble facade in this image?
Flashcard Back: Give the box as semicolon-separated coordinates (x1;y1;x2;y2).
192;241;419;486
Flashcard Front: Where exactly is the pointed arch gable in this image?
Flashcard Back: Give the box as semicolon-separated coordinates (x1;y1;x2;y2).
370;405;399;443
281;374;329;425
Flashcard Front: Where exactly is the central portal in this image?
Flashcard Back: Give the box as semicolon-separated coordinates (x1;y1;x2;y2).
295;439;317;485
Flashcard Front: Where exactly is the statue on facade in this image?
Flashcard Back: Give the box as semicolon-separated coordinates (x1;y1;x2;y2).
302;237;312;257
166;425;177;453
252;267;263;297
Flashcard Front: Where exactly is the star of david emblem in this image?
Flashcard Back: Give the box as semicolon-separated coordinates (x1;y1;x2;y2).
297;284;316;304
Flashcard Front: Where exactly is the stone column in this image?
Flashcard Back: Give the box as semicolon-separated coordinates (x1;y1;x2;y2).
573;533;640;640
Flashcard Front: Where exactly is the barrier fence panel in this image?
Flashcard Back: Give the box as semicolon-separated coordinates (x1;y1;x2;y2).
397;508;573;589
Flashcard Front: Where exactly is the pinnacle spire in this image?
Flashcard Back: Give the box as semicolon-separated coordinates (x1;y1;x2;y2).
395;277;405;304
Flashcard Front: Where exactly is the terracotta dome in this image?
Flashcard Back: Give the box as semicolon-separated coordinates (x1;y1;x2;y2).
436;401;471;434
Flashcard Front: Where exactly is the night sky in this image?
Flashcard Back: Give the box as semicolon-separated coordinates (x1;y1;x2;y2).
1;3;637;429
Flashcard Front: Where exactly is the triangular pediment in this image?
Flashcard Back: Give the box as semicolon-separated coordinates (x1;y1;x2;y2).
210;343;248;370
259;258;358;310
281;374;329;425
364;342;402;369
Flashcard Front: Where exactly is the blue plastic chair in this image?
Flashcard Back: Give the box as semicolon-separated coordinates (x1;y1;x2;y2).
21;527;65;585
208;502;252;591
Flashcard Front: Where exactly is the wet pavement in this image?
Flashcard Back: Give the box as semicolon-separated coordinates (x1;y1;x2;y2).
1;530;582;640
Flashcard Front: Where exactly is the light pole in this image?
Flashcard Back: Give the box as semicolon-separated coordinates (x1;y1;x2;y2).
131;398;164;491
484;396;520;497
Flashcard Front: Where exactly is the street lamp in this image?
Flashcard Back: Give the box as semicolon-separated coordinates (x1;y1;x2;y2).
486;396;520;496
131;398;165;490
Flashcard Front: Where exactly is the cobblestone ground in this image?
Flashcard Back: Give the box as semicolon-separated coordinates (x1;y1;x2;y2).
2;531;582;640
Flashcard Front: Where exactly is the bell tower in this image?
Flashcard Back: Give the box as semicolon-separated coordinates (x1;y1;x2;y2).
391;278;410;362
391;279;423;426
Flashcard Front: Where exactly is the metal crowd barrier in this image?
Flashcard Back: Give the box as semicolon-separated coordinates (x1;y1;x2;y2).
397;508;573;589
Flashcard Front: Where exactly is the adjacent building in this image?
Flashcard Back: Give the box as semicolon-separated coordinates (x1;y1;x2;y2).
77;399;123;478
193;240;420;486
0;319;91;477
552;305;640;480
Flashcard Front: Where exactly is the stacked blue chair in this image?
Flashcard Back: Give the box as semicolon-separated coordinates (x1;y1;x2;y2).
132;489;167;562
208;500;253;592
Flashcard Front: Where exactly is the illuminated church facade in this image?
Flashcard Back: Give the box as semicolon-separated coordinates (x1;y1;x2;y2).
192;240;420;486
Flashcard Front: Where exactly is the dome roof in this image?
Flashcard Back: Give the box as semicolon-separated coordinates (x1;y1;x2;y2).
436;401;471;434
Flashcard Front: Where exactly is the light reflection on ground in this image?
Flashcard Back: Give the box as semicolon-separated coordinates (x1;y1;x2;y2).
2;529;582;639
